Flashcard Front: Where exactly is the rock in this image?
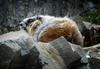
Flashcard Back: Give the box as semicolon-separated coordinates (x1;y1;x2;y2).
50;36;89;69
69;43;88;64
50;37;81;68
0;40;21;69
0;30;91;69
82;21;100;46
27;47;43;69
34;41;67;69
83;43;100;69
31;36;89;69
89;58;100;69
0;30;42;69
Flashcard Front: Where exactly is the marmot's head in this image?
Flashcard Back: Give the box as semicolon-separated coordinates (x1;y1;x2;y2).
19;15;42;35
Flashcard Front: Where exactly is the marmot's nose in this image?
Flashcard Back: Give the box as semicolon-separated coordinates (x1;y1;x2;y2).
19;22;27;31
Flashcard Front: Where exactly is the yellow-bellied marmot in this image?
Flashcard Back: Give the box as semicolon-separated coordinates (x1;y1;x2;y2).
19;15;83;46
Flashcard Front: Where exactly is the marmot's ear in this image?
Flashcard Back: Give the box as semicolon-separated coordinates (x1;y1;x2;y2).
37;16;42;20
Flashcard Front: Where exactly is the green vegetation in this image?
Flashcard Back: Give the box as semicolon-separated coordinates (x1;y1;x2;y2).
81;9;100;25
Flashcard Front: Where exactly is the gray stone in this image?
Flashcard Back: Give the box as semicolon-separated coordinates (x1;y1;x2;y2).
50;36;89;69
82;21;100;46
70;43;88;64
0;30;42;69
0;30;91;69
0;40;21;69
35;42;67;69
83;44;100;69
50;37;81;68
89;58;100;69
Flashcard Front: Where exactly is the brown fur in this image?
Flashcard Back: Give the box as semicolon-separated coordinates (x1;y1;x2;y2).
38;20;83;46
28;16;83;46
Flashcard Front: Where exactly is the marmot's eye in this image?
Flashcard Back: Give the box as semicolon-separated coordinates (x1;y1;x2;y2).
19;23;23;26
27;19;34;23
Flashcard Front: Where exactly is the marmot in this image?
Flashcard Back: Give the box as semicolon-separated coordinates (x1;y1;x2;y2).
19;15;83;46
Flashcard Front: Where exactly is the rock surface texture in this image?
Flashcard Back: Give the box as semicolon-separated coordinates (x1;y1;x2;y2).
0;30;91;69
0;30;42;69
82;22;100;46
